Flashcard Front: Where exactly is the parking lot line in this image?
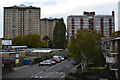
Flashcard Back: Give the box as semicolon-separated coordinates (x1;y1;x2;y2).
46;60;67;71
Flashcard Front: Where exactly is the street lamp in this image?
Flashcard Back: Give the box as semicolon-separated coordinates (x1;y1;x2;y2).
47;40;49;49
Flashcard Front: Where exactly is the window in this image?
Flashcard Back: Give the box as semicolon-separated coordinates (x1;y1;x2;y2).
13;30;15;37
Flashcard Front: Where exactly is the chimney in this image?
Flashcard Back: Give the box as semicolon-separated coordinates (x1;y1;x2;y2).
112;11;115;17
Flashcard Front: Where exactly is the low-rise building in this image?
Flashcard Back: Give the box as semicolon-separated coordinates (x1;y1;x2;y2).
2;57;15;74
101;37;120;79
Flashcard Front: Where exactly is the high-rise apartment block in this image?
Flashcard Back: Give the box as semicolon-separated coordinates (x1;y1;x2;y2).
67;11;115;40
4;4;41;39
40;17;62;40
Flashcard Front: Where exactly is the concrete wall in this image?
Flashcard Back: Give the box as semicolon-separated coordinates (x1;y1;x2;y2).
30;52;54;57
2;51;26;58
2;59;14;74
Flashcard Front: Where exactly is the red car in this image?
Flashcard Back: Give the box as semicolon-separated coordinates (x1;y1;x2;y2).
50;58;61;63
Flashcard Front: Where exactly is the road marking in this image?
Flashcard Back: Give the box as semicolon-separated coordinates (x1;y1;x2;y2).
58;67;62;71
59;74;65;80
31;60;68;78
31;71;42;78
40;76;43;78
46;60;67;71
44;72;53;78
67;65;69;68
34;76;38;78
74;63;80;69
60;72;64;74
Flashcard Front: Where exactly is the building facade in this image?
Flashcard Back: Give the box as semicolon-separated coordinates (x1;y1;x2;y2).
40;17;62;40
101;37;120;79
118;1;120;30
4;4;41;39
67;11;115;40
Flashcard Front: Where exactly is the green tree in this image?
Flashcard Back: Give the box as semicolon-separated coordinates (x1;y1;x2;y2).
12;36;26;46
68;29;105;70
12;34;46;48
42;36;50;41
42;36;54;48
110;30;120;37
53;18;67;49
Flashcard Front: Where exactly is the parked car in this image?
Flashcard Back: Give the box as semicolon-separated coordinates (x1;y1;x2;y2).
50;58;61;63
39;60;53;66
72;61;79;65
53;56;65;61
45;60;56;65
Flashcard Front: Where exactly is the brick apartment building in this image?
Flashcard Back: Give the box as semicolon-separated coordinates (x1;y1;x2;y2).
4;4;41;39
67;11;115;41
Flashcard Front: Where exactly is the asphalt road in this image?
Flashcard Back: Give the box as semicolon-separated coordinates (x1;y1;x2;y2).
3;60;78;79
3;63;49;78
31;60;77;79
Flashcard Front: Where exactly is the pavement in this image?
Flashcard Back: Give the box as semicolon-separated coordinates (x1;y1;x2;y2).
3;63;48;78
14;65;30;71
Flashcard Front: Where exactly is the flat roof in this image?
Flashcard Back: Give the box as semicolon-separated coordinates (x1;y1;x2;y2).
0;52;17;54
31;50;53;53
2;57;15;59
11;46;27;49
112;37;120;40
4;4;40;9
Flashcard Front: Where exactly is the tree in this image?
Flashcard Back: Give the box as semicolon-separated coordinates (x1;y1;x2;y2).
42;36;54;48
42;36;50;41
68;29;105;70
110;30;120;37
53;18;67;49
12;34;46;48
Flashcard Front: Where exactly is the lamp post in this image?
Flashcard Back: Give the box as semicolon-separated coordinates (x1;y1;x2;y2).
47;39;50;55
47;40;49;49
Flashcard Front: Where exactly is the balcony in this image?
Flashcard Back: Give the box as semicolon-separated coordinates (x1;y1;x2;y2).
109;63;118;71
110;51;118;55
106;57;115;63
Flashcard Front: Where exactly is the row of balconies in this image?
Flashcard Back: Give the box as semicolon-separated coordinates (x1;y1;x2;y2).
101;40;118;70
105;51;118;70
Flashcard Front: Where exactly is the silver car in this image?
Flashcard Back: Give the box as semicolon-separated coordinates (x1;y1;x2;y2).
39;60;53;66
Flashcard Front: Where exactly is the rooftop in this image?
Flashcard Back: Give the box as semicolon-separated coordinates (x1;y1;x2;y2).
31;50;53;53
68;15;113;17
11;4;34;8
4;4;40;9
41;17;62;20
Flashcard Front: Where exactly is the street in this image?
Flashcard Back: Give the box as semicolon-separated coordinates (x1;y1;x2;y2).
3;60;78;79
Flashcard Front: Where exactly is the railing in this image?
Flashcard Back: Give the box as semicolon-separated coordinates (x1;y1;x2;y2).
109;63;118;70
110;51;118;54
106;57;115;63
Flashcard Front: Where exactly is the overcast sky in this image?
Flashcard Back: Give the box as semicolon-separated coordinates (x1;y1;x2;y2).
0;0;119;38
